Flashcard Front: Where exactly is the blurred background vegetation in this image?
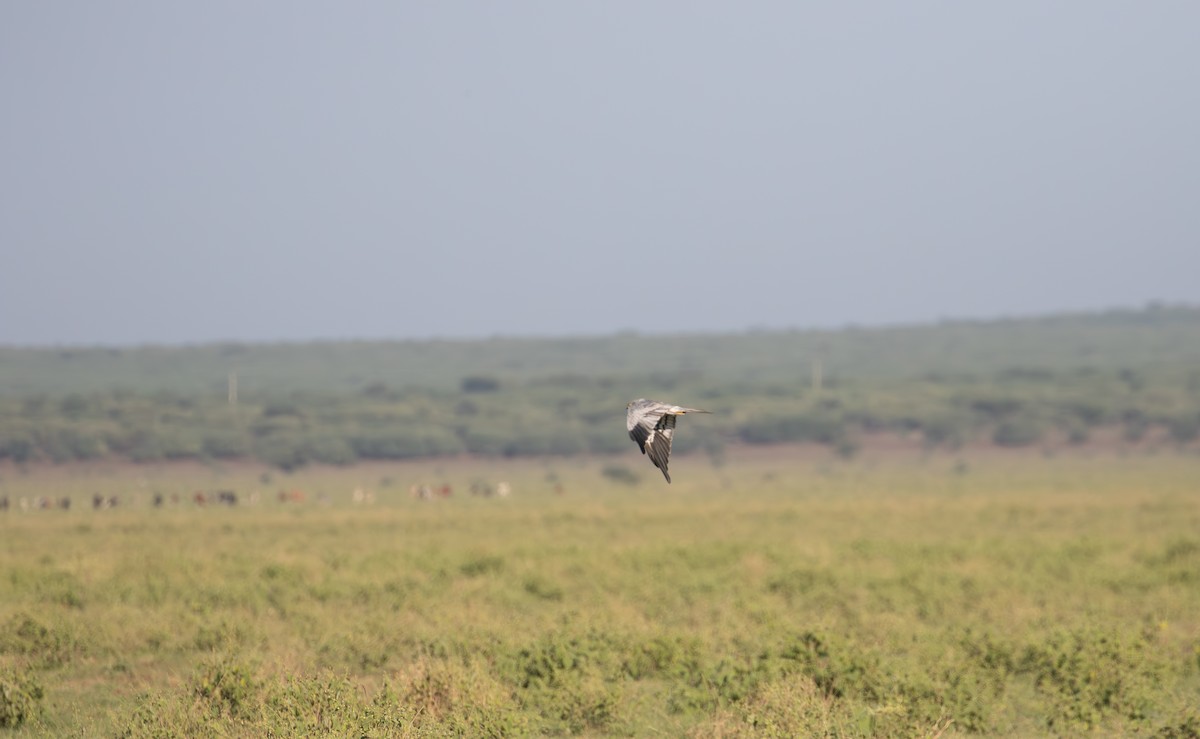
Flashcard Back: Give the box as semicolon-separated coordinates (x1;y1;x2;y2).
1;305;1198;470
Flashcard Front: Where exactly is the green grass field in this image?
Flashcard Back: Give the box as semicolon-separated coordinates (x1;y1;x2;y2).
2;448;1199;736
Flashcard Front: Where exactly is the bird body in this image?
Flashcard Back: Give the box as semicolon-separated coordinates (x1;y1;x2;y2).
625;399;711;483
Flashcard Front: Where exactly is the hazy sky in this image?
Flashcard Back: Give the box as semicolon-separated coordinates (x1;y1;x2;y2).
3;3;1197;346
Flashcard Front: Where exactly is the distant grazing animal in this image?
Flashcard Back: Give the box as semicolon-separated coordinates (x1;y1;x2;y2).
217;490;238;506
625;399;712;483
351;487;375;505
411;483;453;498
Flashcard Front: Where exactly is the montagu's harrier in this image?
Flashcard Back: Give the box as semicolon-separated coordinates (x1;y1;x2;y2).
626;399;711;483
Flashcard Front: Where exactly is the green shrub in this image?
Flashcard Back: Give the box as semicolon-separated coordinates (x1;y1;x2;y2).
1018;629;1161;731
350;429;463;459
120;693;197;739
304;436;358;465
0;668;43;728
738;413;847;446
201;431;248;459
1123;412;1151;442
993;417;1044;447
0;613;79;668
1167;413;1200;444
1155;712;1200;739
461;376;500;393
193;656;259;718
459;427;510;456
396;658;529;736
522;576;564;602
718;674;848;738
766;569;834;603
459;554;505;578
505;631;621;733
0;428;36;463
502;428;586;456
120;674;420;737
40;426;107;461
254;437;310;471
601;464;640;485
1065;421;1091;444
265;673;409;735
621;634;704;681
776;631;884;703
921;415;968;449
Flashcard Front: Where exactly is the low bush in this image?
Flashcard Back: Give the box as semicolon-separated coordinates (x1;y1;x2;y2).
193;655;259;719
0;667;43;728
0;613;80;668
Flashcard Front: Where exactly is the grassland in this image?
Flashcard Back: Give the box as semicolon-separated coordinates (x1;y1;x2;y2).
2;447;1198;736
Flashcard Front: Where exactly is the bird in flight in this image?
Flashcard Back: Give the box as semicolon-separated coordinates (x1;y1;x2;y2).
626;399;711;483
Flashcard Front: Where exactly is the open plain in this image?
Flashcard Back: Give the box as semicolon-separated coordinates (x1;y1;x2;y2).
2;445;1198;737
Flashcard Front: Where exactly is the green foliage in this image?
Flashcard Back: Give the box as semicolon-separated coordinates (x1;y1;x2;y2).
738;411;849;445
383;652;539;735
0;427;36;463
193;655;259;718
600;464;641;485
0;668;43;728
264;674;414;736
0;613;80;668
461;375;501;393
7;305;1200;396
506;631;622;733
201;431;246;459
1018;629;1162;731
120;672;421;738
1156;713;1200;739
921;414;970;449
1167;413;1200;444
459;553;505;578
522;575;565;602
2;307;1200;468
3;451;1200;736
992;417;1045;447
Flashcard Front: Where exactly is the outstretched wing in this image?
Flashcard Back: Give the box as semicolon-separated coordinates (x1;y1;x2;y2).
627;399;710;484
626;400;660;454
643;413;677;483
627;403;677;483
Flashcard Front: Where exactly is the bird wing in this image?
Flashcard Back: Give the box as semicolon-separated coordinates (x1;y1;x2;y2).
644;413;677;483
627;403;676;483
627;400;710;484
626;400;665;452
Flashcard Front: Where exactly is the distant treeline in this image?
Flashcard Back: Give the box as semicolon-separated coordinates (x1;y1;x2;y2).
2;305;1199;469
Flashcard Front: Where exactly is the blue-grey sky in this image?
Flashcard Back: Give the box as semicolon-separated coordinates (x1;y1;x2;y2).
2;3;1197;346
